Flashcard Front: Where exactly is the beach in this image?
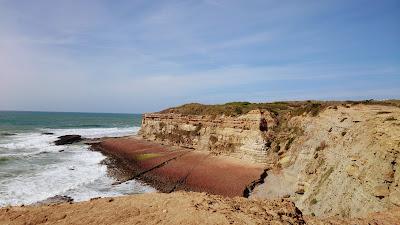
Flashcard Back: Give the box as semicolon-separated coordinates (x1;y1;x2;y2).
91;136;265;197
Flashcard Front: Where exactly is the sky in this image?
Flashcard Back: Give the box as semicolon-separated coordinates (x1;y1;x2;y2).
0;0;399;113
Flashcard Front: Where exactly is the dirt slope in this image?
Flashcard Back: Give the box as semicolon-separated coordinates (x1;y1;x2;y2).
1;191;399;225
0;192;305;225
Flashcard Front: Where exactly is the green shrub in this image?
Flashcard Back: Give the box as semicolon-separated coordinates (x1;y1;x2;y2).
159;100;400;117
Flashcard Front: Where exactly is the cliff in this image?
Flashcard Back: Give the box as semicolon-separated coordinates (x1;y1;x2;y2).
251;103;400;217
140;109;277;163
139;101;400;218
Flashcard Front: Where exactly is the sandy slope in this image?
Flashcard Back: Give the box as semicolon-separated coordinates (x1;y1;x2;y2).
1;191;399;225
0;192;305;225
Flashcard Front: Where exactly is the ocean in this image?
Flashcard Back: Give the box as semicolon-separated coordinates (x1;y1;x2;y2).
0;111;155;206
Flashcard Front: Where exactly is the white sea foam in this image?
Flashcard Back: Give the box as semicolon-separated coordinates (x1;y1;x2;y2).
44;126;141;138
0;126;155;206
0;127;140;154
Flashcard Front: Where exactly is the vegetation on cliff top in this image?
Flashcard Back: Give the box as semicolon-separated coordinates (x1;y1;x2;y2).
159;100;400;117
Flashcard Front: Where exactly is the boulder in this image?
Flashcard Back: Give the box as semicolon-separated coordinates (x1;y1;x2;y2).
54;135;82;145
33;195;73;206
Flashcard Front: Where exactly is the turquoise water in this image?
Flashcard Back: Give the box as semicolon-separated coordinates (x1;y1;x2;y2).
0;111;142;133
0;111;155;206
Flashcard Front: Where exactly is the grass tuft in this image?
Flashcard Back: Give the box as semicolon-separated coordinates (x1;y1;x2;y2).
135;153;162;161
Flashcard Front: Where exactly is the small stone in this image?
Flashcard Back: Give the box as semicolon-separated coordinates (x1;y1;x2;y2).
162;209;167;213
345;164;359;177
374;185;390;198
383;171;395;183
279;156;291;167
389;191;400;206
295;188;305;195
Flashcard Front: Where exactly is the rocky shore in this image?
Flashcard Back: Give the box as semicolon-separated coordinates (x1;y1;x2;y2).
90;136;264;197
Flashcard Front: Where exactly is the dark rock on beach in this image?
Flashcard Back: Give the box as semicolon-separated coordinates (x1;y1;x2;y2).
54;135;82;145
42;132;55;135
32;195;74;206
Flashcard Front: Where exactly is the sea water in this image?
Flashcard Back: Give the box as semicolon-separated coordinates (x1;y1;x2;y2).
0;111;155;206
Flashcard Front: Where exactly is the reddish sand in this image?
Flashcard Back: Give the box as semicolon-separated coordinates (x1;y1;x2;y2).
92;137;264;197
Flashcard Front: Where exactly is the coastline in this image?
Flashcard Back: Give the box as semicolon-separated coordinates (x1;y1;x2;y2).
89;136;265;197
2;101;400;224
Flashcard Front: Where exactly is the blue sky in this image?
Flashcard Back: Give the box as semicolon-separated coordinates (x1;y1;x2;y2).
0;0;399;113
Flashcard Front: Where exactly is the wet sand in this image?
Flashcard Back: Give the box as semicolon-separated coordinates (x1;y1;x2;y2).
91;136;265;197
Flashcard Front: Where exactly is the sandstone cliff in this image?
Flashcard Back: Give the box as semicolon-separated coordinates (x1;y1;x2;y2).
140;109;277;163
251;103;400;217
139;101;400;218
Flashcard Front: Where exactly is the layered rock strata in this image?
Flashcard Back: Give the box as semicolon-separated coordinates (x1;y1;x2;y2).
140;110;276;163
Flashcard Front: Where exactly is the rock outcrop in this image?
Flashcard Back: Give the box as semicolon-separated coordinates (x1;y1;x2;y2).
251;104;400;217
54;135;82;145
140;110;277;163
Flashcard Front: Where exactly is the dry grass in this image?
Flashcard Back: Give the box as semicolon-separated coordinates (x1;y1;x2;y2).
159;100;400;117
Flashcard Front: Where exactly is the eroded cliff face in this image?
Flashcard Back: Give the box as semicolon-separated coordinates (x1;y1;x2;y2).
140;102;400;218
139;110;277;163
251;104;400;217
